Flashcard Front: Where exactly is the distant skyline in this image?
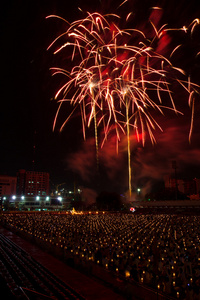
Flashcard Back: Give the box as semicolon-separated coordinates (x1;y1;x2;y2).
1;0;200;196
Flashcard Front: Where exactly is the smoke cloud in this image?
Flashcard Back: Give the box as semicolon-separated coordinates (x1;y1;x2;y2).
81;187;97;206
66;115;200;196
66;138;96;182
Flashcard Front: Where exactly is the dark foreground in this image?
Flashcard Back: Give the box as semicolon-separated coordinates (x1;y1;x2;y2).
0;225;127;300
2;210;199;299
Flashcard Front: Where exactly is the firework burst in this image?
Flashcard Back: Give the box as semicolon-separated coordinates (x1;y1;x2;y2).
47;9;199;197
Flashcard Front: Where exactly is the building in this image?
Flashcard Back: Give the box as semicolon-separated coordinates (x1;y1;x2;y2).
24;171;49;196
164;175;200;199
16;169;26;195
183;179;197;196
1;170;74;211
0;175;17;196
17;170;49;196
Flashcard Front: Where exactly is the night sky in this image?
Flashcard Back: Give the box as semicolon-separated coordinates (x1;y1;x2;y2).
1;0;200;197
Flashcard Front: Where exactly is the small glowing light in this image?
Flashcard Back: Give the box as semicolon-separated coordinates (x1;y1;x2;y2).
182;25;187;33
12;195;16;200
21;196;25;200
46;196;50;201
125;270;130;278
130;207;135;212
89;81;95;90
36;196;40;201
57;197;62;201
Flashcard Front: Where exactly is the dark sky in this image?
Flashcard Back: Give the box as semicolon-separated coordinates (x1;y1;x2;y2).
1;0;200;196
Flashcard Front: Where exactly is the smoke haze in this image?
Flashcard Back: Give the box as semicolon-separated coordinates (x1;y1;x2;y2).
66;114;200;196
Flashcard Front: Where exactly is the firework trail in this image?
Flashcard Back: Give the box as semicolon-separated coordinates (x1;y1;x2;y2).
47;9;199;197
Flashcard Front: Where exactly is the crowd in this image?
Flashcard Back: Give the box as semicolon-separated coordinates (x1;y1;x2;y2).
1;212;200;299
